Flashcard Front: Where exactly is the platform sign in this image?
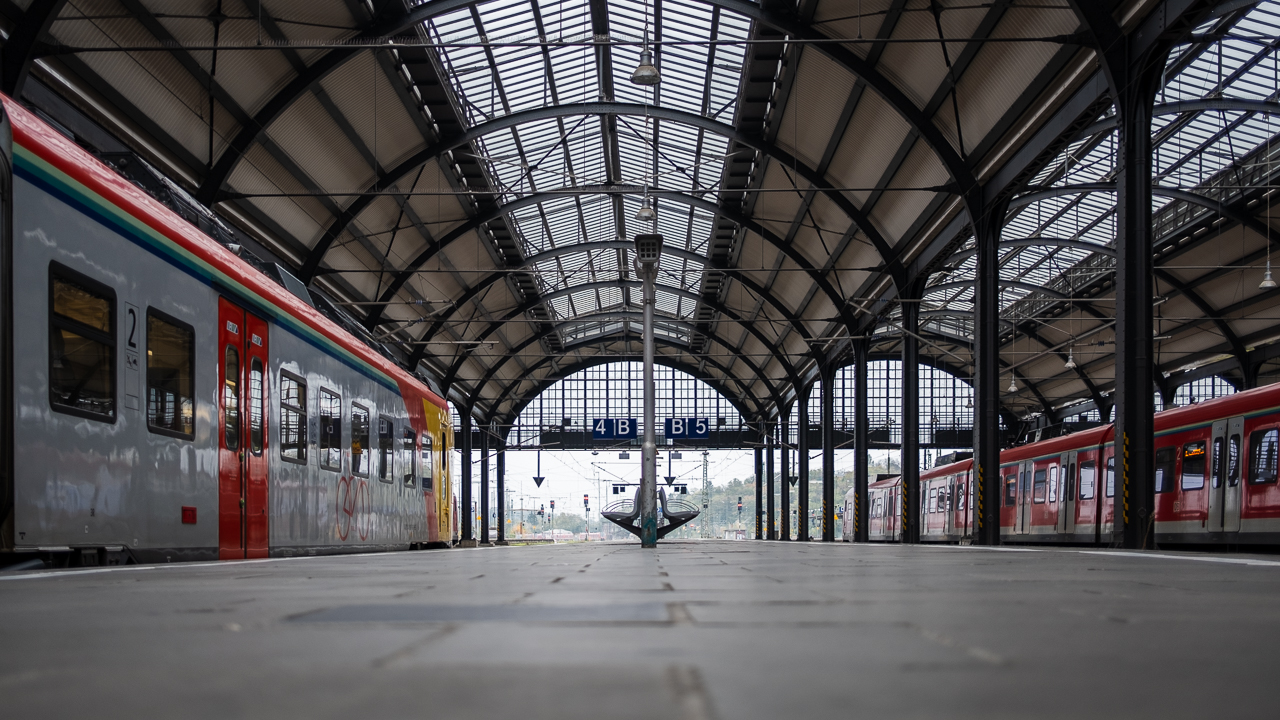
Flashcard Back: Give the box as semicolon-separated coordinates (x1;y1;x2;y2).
664;418;710;439
592;418;637;439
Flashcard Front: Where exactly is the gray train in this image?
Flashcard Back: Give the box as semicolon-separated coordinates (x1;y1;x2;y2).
0;97;455;568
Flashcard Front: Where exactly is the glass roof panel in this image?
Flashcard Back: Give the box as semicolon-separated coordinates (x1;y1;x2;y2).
416;0;749;343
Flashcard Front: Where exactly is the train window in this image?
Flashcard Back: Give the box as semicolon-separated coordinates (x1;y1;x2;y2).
402;427;417;488
1180;441;1206;491
248;358;263;454
279;372;307;463
928;487;937;513
350;404;370;477
1228;434;1241;486
49;266;116;421
1211;437;1224;488
1004;474;1017;506
1249;429;1278;484
1032;469;1047;504
319;389;341;471
145;310;194;438
1105;456;1115;498
422;432;434;491
1154;447;1177;493
1079;461;1095;499
957;481;966;512
222;346;239;451
1065;464;1075;501
1048;466;1058;503
378;416;394;483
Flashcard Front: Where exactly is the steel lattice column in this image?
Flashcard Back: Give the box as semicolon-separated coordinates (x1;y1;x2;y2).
854;339;870;543
767;424;776;540
754;432;764;540
479;424;490;544
901;300;920;544
797;389;810;541
495;424;506;545
460;413;473;542
781;415;790;541
1113;58;1164;550
973;194;1005;546
821;364;836;542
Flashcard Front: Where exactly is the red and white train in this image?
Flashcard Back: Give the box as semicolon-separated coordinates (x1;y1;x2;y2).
0;96;455;567
846;381;1280;545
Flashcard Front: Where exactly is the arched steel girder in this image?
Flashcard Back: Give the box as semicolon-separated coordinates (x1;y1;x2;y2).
923;279;1071;301
1077;99;1280;138
404;257;818;370
461;312;788;416
492;342;761;429
1013;184;1277;239
948;236;1116;263
442;297;803;399
362;185;857;342
294;100;887;330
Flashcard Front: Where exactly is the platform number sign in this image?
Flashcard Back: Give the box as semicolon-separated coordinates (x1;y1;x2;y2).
592;418;637;439
665;418;710;439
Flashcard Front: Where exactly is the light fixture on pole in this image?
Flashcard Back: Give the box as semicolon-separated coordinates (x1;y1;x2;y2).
635;196;657;223
1064;347;1077;370
635;232;664;548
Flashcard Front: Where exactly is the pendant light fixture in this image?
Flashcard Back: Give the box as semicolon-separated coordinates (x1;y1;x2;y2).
1064;347;1077;370
1007;375;1018;393
635;196;657;222
631;0;660;86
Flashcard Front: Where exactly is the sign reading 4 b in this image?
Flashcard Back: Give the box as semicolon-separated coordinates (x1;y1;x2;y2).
592;418;637;439
665;418;710;439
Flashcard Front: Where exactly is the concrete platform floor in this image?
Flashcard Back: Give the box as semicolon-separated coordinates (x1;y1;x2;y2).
4;541;1280;719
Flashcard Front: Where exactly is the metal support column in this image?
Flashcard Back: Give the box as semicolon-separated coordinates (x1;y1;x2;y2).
495;424;506;545
797;389;810;541
901;299;920;544
479;424;490;545
766;423;776;540
1113;59;1163;550
754;434;764;540
821;365;836;542
781;415;790;541
854;339;870;542
973;193;1004;546
460;412;474;545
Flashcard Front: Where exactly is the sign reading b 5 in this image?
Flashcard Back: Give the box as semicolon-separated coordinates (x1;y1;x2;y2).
592;418;637;439
665;418;710;439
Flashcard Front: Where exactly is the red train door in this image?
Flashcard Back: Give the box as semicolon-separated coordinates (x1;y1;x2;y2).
1208;417;1243;533
1016;461;1032;535
218;298;270;559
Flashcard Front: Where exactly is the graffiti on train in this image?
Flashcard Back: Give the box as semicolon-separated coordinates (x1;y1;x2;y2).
336;476;371;541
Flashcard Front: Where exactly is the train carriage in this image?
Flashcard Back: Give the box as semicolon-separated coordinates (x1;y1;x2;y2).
848;383;1280;546
0;97;454;566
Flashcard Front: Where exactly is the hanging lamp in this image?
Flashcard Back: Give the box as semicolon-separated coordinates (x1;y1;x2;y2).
635;196;657;222
631;48;661;86
1007;375;1018;393
1064;347;1077;370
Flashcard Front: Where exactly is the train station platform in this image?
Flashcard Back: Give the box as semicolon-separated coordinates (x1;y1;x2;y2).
3;541;1278;718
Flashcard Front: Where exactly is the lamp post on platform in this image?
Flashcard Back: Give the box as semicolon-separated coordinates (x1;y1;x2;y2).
635;232;663;548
